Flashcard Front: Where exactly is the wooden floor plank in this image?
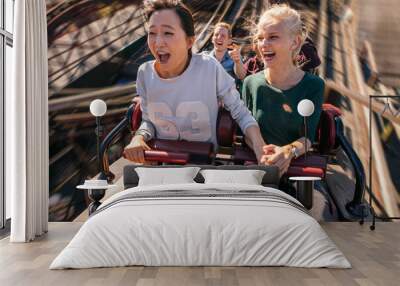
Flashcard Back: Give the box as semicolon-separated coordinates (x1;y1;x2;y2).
0;222;399;286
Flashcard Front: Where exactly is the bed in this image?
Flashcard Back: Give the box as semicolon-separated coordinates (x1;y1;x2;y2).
50;165;351;269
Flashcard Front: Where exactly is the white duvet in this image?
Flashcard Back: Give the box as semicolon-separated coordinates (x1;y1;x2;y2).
50;183;351;269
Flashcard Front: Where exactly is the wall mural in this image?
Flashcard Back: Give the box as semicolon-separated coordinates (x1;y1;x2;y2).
46;0;400;223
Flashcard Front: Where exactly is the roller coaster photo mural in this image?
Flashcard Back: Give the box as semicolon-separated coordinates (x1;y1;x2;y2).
46;0;400;224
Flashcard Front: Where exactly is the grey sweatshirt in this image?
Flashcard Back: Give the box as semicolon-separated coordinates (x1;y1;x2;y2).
135;52;257;148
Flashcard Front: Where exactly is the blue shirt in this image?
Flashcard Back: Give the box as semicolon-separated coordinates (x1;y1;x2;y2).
208;50;238;80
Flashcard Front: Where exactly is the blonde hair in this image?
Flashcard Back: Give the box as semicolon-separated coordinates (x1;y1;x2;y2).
214;22;232;38
257;4;307;64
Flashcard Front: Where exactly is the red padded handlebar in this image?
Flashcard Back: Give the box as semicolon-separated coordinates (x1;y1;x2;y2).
123;150;189;165
144;151;189;165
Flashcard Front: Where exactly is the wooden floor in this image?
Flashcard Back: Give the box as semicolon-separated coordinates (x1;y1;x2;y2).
0;222;399;286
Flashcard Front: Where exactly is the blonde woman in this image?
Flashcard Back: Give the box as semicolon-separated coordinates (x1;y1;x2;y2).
242;4;324;175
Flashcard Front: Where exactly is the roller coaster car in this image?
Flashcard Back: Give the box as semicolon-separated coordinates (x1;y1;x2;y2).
99;102;366;218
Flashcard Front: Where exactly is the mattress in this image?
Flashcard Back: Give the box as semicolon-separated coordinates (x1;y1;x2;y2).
50;183;351;269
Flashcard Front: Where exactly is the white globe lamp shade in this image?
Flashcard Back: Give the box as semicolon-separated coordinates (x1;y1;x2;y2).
90;99;107;117
297;99;314;117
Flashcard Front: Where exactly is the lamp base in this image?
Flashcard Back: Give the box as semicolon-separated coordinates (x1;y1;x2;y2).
296;180;314;210
289;176;321;210
88;189;106;215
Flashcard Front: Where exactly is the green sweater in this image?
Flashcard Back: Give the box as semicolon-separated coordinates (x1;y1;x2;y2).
242;71;324;146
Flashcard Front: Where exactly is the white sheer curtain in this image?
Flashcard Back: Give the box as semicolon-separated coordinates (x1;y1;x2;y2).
7;0;49;242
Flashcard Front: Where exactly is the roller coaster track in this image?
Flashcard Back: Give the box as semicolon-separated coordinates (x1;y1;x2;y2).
47;0;142;43
48;1;146;94
318;0;400;217
193;0;232;53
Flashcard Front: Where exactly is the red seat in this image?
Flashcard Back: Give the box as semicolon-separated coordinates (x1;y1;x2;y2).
128;102;341;179
288;155;327;178
317;104;341;155
131;103;142;132
285;166;325;178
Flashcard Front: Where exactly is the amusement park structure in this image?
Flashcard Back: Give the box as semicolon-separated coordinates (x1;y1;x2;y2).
45;0;400;223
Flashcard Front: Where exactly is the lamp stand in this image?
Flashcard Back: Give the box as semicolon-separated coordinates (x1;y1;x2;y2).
88;189;106;215
95;116;107;181
304;116;308;160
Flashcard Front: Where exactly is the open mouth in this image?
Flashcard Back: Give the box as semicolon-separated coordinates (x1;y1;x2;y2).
262;51;276;62
157;52;171;64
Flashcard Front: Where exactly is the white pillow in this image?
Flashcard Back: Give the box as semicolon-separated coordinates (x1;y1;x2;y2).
200;169;266;185
135;167;201;186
